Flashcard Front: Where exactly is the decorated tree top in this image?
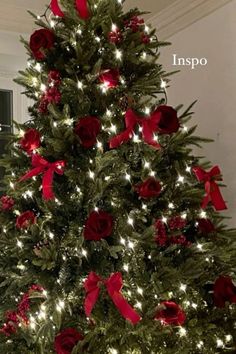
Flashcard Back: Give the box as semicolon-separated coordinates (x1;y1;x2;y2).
0;0;236;353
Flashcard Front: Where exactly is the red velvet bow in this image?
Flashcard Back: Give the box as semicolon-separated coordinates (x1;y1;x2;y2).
50;0;90;19
109;109;161;149
19;154;65;201
84;272;141;325
193;166;227;211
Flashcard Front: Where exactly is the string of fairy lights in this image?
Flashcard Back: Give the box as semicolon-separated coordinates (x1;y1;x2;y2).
1;1;234;352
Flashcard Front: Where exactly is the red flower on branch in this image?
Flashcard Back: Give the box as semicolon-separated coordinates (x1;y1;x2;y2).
75;116;101;148
108;29;123;44
155;301;186;326
84;210;113;241
54;328;84;354
0;195;14;211
16;211;36;229
48;70;61;86
155;105;180;134
213;275;236;308
20;128;41;154
135;177;162;199
30;29;55;61
197;218;215;234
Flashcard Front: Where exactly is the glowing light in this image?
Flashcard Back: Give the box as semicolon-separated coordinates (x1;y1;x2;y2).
180;283;187;292
77;81;83;89
142;203;147;210
197;243;203;251
162;216;167;224
49;232;54;240
128;240;134;249
168;202;174;209
144;107;151;115
40;83;47;92
135;302;142;310
120;238;126;245
106;109;112;117
82;249;87;257
17;240;23;249
178;175;185;183
197;341;204;349
35;63;41;72
110;349;118;354
216;338;224;348
32;77;38;86
150;170;155;177
123;264;129;272
53;122;57;127
141;52;147;60
132;134;140;143
97;141;103;150
125;173;131;181
225;334;232;343
186;166;191;173
161;79;167;89
127;217;134;226
178;327;187;337
115;49;122;60
137;287;143;296
182;212;187;219
183;126;188;132
109;124;117;133
89;170;95;179
50;20;55;28
144;25;150;33
200;210;207;218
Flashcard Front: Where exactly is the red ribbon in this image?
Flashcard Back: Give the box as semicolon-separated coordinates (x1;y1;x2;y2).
84;272;141;325
193;166;227;211
19;154;65;201
109;109;161;149
50;0;90;19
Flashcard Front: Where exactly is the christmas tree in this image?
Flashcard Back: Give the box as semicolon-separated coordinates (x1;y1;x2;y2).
0;0;236;353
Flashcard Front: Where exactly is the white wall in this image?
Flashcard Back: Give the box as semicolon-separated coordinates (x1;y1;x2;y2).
0;31;29;124
160;0;236;225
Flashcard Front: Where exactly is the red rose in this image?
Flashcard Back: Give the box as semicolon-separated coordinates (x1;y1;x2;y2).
197;218;215;234
155;105;180;134
155;301;186;326
75;116;101;148
99;69;120;88
48;70;61;86
213;275;236;308
135;177;161;199
16;211;36;229
54;328;84;354
0;195;14;211
30;29;55;60
20;128;41;154
108;29;123;44
84;210;113;241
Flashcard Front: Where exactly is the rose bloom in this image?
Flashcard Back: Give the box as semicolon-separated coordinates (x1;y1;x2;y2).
135;177;161;199
155;301;186;326
84;210;113;241
29;29;55;60
16;211;36;229
155;105;180;134
20;128;41;154
213;275;236;308
54;328;84;354
0;195;14;211
99;69;120;88
75;116;101;148
197;218;215;234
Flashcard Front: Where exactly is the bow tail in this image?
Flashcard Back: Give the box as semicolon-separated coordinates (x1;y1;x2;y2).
84;288;100;317
50;0;64;17
209;181;227;211
109;130;133;149
19;167;44;183
76;0;90;19
109;291;141;325
42;168;56;200
142;122;161;149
